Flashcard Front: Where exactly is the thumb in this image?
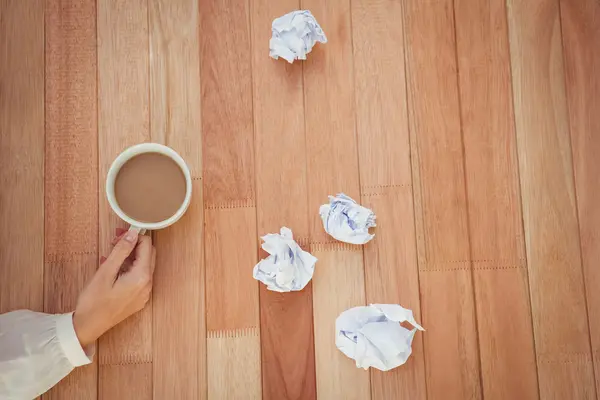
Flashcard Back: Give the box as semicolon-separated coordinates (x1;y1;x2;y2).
102;229;139;277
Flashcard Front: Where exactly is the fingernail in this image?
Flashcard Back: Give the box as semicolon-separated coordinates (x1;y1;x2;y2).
124;230;138;243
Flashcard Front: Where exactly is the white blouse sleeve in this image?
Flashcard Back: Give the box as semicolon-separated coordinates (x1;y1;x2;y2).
0;310;95;400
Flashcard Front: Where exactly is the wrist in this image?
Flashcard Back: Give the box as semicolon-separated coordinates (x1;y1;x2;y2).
72;311;97;348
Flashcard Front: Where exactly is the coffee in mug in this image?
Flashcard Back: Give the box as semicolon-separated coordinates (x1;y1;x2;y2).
106;143;192;231
114;153;186;223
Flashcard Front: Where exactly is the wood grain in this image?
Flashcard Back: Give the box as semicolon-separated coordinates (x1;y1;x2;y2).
0;0;44;313
403;0;482;398
207;328;262;399
453;0;539;398
148;0;205;397
560;0;600;392
301;1;370;398
205;207;259;331
44;0;98;258
43;1;98;397
199;0;254;207
258;285;315;400
507;0;597;397
351;0;425;397
97;0;152;397
250;0;316;398
99;364;152;399
311;245;371;400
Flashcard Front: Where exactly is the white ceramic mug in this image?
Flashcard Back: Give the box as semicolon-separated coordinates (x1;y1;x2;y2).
106;143;192;232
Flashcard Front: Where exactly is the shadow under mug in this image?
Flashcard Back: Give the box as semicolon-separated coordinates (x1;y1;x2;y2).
106;143;192;232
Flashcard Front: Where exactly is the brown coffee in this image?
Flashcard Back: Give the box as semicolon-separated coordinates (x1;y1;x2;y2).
114;152;186;223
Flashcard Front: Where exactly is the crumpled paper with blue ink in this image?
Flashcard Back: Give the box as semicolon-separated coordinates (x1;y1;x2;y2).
336;304;424;371
319;193;376;245
253;227;317;292
269;10;327;63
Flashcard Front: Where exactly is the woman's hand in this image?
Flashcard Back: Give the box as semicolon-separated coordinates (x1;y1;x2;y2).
73;229;156;347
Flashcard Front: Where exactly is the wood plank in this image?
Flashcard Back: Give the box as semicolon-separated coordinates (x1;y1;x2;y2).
149;0;202;177
207;328;261;400
507;0;597;397
204;207;261;398
453;0;540;398
351;0;425;397
43;1;98;397
311;244;371;400
560;0;600;393
351;0;412;189
199;0;260;397
43;257;98;400
416;271;480;399
0;0;44;313
97;0;152;397
250;0;316;398
403;0;482;398
205;207;259;332
258;283;315;400
148;0;205;397
199;0;254;207
44;0;98;258
99;364;152;399
301;1;370;398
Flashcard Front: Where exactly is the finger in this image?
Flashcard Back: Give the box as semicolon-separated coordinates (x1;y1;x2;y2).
132;235;153;273
111;231;127;246
115;227;127;236
100;256;107;264
149;246;157;277
102;229;139;277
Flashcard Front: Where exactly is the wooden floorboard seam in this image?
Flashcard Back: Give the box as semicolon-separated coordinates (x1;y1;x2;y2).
207;327;260;339
204;199;255;210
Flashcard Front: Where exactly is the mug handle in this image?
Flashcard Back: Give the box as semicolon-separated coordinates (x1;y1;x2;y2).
129;225;147;236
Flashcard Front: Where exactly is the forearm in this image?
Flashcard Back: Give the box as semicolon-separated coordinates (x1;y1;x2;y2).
0;310;94;400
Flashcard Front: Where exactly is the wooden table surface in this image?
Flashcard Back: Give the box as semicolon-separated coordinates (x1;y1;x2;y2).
1;0;599;399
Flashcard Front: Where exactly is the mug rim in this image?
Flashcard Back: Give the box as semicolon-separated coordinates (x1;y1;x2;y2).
106;143;192;230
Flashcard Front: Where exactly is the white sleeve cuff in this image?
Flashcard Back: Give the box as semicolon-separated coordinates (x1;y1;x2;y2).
55;313;94;367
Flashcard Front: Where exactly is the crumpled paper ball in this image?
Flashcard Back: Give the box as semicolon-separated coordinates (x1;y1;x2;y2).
269;10;327;63
252;227;317;292
336;304;425;371
319;193;376;245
